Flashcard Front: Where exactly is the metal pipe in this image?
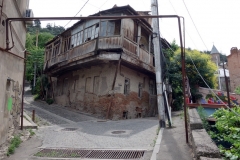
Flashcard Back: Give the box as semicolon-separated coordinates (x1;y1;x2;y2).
179;16;188;143
0;0;4;24
223;62;231;108
5;15;179;50
5;14;188;142
107;54;122;119
0;47;25;60
20;51;26;130
32;109;35;122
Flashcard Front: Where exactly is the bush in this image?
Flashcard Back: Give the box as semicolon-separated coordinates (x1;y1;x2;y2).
46;98;54;105
209;107;240;160
7;136;21;156
33;94;40;101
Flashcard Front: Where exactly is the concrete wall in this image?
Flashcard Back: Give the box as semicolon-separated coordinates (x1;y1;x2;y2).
0;0;29;145
52;62;155;120
228;47;240;92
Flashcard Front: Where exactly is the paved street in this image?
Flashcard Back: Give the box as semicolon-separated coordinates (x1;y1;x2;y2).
4;87;159;159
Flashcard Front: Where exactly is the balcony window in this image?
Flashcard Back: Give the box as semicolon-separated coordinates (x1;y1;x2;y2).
100;20;121;37
140;28;150;51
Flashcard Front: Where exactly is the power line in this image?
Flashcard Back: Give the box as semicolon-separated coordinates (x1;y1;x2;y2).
64;0;90;28
182;0;209;51
99;0;109;10
188;53;240;116
168;0;198;49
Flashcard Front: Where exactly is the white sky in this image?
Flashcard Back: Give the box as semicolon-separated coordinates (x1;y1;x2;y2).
29;0;240;55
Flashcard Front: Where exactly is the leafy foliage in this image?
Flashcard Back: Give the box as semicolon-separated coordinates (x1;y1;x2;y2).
234;85;240;94
7;135;21;156
209;107;240;159
197;106;210;130
164;41;217;110
27;21;65;36
25;21;64;98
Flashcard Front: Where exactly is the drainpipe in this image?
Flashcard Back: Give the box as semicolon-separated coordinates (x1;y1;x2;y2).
0;0;4;24
106;53;122;119
21;51;26;130
223;62;231;108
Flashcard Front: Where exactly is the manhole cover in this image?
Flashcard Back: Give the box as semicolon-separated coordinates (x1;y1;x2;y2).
35;149;145;159
61;128;78;131
111;130;126;134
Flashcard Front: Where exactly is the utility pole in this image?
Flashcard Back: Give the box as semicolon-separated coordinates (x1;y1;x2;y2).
151;0;165;127
223;62;231;107
33;29;39;88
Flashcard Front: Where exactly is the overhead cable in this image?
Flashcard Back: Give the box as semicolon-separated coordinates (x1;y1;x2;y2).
64;0;90;28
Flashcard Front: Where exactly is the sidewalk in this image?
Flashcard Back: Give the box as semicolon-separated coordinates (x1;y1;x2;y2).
153;111;193;160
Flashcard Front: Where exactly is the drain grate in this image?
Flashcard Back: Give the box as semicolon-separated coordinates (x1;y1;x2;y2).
34;149;145;159
111;130;126;134
61;128;78;131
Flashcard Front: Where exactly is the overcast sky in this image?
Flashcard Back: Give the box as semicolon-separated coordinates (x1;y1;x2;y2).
29;0;240;55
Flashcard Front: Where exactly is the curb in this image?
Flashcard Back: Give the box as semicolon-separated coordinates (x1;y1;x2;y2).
150;128;164;160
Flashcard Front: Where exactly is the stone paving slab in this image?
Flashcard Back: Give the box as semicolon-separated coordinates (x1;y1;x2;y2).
192;129;221;159
156;112;193;160
19;112;38;129
188;108;203;130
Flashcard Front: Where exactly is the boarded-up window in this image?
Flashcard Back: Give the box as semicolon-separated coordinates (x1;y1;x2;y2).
149;80;156;95
93;76;100;95
85;77;92;93
63;78;68;94
124;78;130;95
138;83;143;98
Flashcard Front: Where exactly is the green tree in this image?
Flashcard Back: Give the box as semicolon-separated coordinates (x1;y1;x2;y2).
165;47;217;110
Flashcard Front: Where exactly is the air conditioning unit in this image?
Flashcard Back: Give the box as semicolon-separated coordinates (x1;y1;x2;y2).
25;9;34;25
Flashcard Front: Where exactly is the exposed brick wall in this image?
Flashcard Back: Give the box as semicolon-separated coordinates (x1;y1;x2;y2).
227;47;240;92
52;63;156;120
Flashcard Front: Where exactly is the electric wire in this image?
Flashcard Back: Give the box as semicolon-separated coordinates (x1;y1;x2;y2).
182;0;208;51
188;54;240;116
180;17;240;116
64;0;90;28
168;0;198;50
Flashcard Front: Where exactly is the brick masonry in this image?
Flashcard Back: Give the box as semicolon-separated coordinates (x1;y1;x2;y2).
228;47;240;92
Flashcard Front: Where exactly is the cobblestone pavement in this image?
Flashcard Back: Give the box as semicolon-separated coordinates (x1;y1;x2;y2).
21;87;159;159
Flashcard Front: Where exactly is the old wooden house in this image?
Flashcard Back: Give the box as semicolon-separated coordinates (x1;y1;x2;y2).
44;5;167;119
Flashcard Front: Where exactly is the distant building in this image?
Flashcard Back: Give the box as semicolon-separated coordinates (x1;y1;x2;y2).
44;5;169;119
0;0;30;145
228;47;240;92
210;45;230;91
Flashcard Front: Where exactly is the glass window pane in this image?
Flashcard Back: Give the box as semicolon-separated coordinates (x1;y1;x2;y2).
100;21;107;37
91;25;96;40
107;21;115;36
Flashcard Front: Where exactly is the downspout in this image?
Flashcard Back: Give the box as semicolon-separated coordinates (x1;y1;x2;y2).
20;51;26;130
0;0;4;24
106;53;122;119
